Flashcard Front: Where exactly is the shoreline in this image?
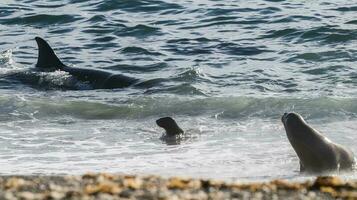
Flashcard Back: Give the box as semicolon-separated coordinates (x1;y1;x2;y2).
0;174;355;199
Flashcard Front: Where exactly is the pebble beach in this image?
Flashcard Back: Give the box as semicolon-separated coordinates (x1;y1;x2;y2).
0;174;356;200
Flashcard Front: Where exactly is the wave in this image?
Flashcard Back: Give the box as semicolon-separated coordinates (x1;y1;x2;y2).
333;6;357;12
262;26;357;44
1;0;357;99
120;46;163;56
115;24;163;38
0;14;82;26
0;95;356;121
89;0;183;13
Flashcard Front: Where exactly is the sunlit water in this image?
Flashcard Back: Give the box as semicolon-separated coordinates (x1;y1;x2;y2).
0;0;356;181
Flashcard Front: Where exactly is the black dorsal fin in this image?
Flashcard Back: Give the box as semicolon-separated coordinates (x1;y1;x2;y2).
35;37;65;70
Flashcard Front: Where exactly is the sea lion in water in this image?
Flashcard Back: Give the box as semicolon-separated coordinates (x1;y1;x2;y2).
156;117;184;137
281;112;355;173
156;117;184;144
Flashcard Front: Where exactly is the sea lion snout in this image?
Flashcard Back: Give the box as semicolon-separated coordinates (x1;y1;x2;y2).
281;112;303;127
281;112;288;123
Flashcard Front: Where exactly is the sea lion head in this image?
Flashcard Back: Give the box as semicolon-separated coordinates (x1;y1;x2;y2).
156;117;184;136
281;112;311;140
282;112;306;128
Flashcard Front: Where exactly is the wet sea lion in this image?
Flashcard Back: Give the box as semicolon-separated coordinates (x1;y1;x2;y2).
281;112;355;173
156;117;184;136
156;117;184;144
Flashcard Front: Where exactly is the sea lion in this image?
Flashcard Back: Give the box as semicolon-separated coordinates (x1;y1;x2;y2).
156;117;184;144
281;112;355;173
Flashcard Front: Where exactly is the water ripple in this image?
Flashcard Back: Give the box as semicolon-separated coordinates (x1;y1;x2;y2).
120;46;163;56
333;6;357;12
90;0;183;13
115;24;162;38
0;14;83;26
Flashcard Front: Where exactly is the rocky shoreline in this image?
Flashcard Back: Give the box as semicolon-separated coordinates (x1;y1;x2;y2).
0;174;356;199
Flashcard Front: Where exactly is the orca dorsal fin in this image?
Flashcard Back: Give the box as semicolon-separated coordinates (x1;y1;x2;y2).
35;37;65;70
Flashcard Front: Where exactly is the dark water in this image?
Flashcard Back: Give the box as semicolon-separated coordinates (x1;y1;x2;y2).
0;0;356;180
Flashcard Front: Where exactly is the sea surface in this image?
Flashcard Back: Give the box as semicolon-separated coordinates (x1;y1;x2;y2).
0;0;356;181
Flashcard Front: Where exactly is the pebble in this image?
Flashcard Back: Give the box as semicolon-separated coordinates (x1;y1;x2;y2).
0;174;355;200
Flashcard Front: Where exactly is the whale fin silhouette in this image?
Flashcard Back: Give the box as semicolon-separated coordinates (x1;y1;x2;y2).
35;37;65;70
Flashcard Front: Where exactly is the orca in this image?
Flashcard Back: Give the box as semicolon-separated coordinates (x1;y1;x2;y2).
35;37;140;89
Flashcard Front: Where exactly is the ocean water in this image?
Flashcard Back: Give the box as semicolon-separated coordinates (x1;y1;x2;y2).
0;0;356;181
